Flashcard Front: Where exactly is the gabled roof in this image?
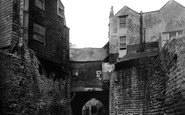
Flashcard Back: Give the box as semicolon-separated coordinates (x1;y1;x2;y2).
115;5;139;17
160;0;185;11
114;0;185;17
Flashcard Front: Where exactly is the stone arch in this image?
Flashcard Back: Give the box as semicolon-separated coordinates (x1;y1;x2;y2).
71;91;109;115
82;98;105;115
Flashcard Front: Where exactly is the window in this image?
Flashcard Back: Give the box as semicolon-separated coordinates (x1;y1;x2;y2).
169;32;176;39
169;30;183;39
119;36;126;50
35;0;45;10
33;23;45;44
119;16;127;28
177;30;183;35
57;0;64;18
162;30;183;47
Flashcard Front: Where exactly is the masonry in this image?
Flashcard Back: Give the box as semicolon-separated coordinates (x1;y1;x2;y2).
0;49;71;115
144;36;185;114
109;36;185;115
0;0;71;114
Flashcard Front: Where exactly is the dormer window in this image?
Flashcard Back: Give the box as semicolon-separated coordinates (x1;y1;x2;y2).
119;16;127;28
57;0;64;18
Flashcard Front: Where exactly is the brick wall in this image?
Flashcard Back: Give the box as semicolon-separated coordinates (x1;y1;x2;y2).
144;36;185;115
110;66;147;115
0;49;71;115
110;36;185;115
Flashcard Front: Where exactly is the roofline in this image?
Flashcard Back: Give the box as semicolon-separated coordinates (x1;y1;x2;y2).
159;0;185;11
69;60;105;63
143;10;159;14
59;0;65;8
70;47;106;49
115;5;139;17
114;0;185;16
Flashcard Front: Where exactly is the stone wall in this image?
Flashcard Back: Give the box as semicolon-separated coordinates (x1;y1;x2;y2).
0;49;71;115
144;36;185;115
110;66;147;115
109;36;185;115
71;61;102;92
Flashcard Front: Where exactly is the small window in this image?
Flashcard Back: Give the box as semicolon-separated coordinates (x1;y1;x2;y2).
162;30;183;47
119;16;126;28
119;36;126;50
33;23;45;44
169;32;176;39
57;0;64;18
35;0;45;10
177;30;183;35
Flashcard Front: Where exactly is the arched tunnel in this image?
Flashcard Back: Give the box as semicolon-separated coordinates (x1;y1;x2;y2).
71;91;109;115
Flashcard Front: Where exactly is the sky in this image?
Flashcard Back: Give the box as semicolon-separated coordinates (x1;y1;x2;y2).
62;0;185;48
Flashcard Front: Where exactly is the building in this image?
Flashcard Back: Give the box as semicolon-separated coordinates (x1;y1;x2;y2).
107;0;185;115
109;0;185;61
0;0;69;79
70;46;109;115
70;47;108;92
0;0;71;114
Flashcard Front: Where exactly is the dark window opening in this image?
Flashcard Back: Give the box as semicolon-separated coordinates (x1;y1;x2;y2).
33;23;46;44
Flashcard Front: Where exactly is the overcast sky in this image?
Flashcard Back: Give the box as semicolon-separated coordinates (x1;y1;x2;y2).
62;0;185;48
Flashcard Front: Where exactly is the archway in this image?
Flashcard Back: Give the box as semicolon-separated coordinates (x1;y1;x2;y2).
82;98;106;115
71;91;109;115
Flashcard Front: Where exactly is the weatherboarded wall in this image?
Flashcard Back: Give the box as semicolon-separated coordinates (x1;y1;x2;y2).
0;0;21;48
0;50;71;115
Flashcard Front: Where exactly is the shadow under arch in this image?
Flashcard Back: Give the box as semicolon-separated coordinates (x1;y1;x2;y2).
71;91;109;115
82;98;106;115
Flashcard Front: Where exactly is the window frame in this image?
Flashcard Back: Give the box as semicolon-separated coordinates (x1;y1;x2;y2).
162;30;183;47
119;16;127;28
33;23;46;44
57;0;64;18
119;36;127;50
35;0;45;10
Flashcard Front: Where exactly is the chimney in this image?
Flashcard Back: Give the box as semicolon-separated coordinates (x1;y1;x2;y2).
109;6;114;18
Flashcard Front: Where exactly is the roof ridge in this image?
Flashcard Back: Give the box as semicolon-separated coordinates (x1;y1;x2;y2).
114;0;185;16
159;0;185;11
115;5;139;16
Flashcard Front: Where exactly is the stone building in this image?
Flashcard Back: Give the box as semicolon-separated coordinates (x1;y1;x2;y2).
0;0;70;114
107;0;185;115
109;0;185;60
70;46;109;115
